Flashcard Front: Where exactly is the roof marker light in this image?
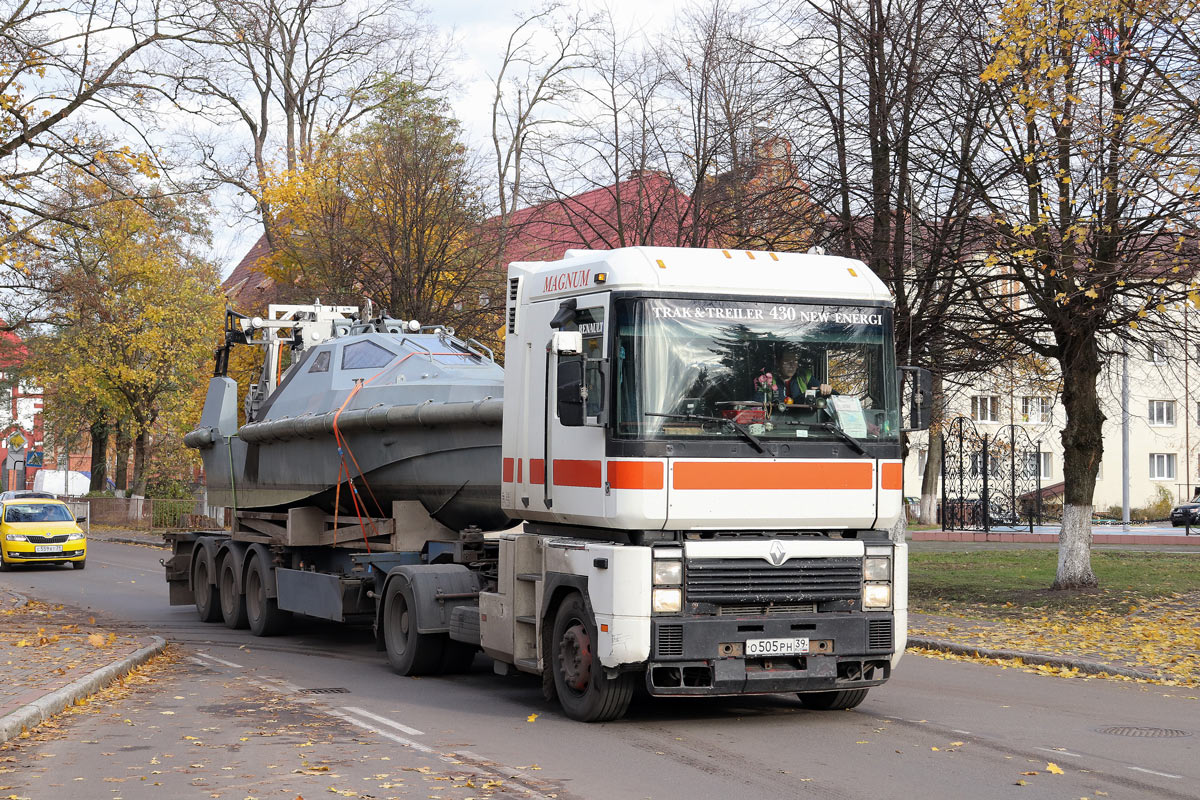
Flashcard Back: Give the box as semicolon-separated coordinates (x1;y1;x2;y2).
595;272;608;284
745;251;755;259
848;268;858;277
722;250;732;258
769;252;779;261
656;259;666;269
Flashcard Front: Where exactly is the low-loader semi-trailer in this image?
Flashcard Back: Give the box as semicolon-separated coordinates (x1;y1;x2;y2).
170;246;930;721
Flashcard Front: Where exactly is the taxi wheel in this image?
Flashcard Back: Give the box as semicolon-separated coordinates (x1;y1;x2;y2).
0;557;9;572
72;559;86;570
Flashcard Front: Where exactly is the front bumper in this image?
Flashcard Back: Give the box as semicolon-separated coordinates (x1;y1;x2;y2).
645;613;894;696
2;543;86;562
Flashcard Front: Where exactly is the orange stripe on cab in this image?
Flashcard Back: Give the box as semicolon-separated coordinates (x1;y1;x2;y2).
529;459;544;485
553;459;602;488
607;460;664;490
881;462;903;490
502;458;514;483
673;461;873;490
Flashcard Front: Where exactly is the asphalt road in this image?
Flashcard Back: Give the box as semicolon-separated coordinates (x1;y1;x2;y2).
0;539;1196;799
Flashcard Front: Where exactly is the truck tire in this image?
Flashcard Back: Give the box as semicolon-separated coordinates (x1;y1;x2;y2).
440;641;477;673
383;578;444;675
192;553;221;623
219;555;248;629
550;593;635;722
245;555;290;637
797;688;869;710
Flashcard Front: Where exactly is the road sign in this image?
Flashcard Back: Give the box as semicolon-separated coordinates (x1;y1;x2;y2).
6;432;25;451
25;451;42;468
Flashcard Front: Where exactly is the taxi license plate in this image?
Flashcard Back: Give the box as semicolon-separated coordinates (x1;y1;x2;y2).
746;637;809;656
34;544;63;553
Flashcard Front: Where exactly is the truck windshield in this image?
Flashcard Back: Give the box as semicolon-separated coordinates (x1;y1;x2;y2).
613;298;899;443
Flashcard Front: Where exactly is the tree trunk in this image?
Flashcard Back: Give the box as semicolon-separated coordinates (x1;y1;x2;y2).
131;429;148;496
919;431;942;525
1054;334;1102;589
87;418;109;493
114;421;131;492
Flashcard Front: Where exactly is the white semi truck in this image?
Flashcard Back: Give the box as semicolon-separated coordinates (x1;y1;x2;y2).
169;246;930;722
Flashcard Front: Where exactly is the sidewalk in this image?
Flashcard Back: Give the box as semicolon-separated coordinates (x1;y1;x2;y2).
0;589;165;742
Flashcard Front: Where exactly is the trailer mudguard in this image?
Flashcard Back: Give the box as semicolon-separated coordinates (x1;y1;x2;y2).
243;543;280;599
379;565;482;635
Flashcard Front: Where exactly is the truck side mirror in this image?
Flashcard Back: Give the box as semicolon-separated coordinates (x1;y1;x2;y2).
557;357;586;427
899;366;933;431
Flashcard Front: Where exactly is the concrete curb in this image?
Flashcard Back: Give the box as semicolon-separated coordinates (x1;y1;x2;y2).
907;635;1158;681
0;635;168;744
99;536;169;549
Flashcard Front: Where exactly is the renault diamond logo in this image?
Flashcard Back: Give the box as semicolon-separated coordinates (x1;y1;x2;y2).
767;540;787;567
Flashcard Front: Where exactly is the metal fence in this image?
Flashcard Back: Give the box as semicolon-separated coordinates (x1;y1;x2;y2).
64;495;224;531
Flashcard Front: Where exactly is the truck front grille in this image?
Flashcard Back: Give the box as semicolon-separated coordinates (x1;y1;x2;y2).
686;557;862;604
868;618;894;650
716;603;816;616
655;624;684;657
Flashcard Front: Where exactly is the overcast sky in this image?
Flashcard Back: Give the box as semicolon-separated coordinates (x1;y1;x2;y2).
211;0;691;276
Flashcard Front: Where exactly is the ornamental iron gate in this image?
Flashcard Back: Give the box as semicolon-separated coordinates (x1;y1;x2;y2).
941;418;1043;532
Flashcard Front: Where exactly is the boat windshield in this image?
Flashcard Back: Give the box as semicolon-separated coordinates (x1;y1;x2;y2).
613;298;899;443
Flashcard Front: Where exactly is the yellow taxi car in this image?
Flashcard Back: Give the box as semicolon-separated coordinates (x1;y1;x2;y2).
0;498;86;570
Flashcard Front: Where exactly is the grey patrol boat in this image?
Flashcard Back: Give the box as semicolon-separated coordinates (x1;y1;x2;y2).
184;302;511;532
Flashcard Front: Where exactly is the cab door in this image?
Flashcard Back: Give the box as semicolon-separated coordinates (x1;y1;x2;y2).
545;292;609;525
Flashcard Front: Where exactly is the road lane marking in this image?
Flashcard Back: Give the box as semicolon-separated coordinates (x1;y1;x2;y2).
1128;766;1181;779
326;708;440;754
193;652;244;669
246;678;558;800
340;706;425;736
1036;747;1081;758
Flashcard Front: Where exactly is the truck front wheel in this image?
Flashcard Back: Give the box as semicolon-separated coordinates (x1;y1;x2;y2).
219;555;249;629
245;555;290;637
192;553;221;623
550;593;635;722
797;688;869;710
383;579;445;675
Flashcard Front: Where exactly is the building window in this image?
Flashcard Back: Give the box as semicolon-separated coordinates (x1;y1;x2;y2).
1149;453;1176;480
1148;343;1168;364
1024;452;1052;480
1148;400;1176;426
971;395;999;423
1021;396;1051;424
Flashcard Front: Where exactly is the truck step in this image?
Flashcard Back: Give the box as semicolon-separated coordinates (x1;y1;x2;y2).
516;573;542;583
516;615;537;626
514;657;540;672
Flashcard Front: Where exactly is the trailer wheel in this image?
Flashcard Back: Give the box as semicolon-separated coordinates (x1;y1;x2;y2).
797;688;869;710
219;555;248;629
383;579;444;675
550;593;635;722
245;555;290;637
192;552;221;623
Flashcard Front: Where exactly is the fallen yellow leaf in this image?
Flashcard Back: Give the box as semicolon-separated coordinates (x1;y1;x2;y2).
526;713;538;723
1046;762;1064;775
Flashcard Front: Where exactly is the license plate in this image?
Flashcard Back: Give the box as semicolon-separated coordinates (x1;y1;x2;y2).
34;545;62;553
746;637;809;656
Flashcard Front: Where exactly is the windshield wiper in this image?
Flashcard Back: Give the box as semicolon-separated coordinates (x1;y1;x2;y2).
819;422;867;455
646;412;766;453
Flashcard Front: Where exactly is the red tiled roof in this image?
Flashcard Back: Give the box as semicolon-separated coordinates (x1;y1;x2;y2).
498;172;697;263
222;233;276;306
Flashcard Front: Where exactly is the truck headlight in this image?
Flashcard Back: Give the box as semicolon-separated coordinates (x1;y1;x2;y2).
864;556;891;581
863;583;891;608
653;561;682;585
4;533;27;542
652;588;682;613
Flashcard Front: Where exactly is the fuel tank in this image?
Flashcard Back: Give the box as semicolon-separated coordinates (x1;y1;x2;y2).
185;326;512;532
